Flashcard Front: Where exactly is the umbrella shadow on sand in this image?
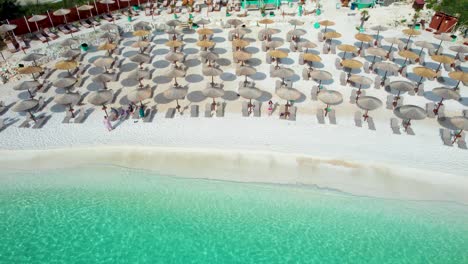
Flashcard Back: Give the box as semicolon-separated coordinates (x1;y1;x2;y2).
154;76;172;84
154;93;173;104
281;58;295;65
122;50;138;58
50;104;67;113
185;74;204;83
154;38;169;44
245;46;260;54
216;58;231;67
17;91;32;100
405;72;425;83
257;91;272;102
421;62;440;72
153;48;170;55
187;91;206;103
153;60;171;68
87;82;103;91
88;66;105;75
221;72;236;82
294;92;307;103
120;62;138;72
121;78;139;87
183;38;197;44
423;91;443;102
288;74;301;83
212;48;227;55
436;76;457;86
246;58;262;67
184;59;201;68
183;48;199;55
212;37;226;43
250;72;267;81
459;97;468;107
221;91;239;101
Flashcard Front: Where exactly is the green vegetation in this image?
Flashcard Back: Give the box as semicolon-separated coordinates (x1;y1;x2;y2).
0;0;23;20
426;0;468;30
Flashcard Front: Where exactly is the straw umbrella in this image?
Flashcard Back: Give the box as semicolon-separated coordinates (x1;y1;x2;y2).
432;87;461;115
53;9;73;36
202;86;225;105
200;51;219;66
317;90;343;117
319;20;335;32
77;5;95;31
271;67;294;85
232;39;249;50
166;19;181;28
134;21;150;31
233;50;251;66
130;53;150;69
17;66;43;80
431;55;454;72
276;87;301;117
197;28;214;40
448;71;468;90
236;65;256;84
163;86;188;112
28;15;47;33
227;18;243;28
165;52;184;65
373;61;398;83
261;28;281;41
98;42;117;55
398;50;419;70
354;33;373;54
413;66;436;89
289;19;304;30
394;105;426;131
165;29;183;39
12;99;39;121
133;30;150;40
197;40;215;51
388;81;415;107
309;70;332;88
14;81;41;98
53;77;77;90
22;53;45;66
349;75;372;100
266;40;284;50
92;73;114;89
356;96;382;121
302;53;321;69
414;40;435;58
299;41;317;53
202;66;223;86
289;29;306;42
131;40;150;53
365;47;387;67
100;32;117;42
100;0;115;15
195;18;210;28
383;37;403;57
437;116;468;144
127;68;150;87
55;60;78;75
54;92;80;117
100;23;118;32
258;18;274;29
449;45;468;60
128;87;152;108
341;59;363;81
165;40;183;52
337;44;357;59
165;68;185;86
87;89;113;116
61;49;81;59
402;28;421;49
239;87;262;111
324;31;342;41
268;50;288;68
370;25;388;45
94;56;114;72
434;33;453;54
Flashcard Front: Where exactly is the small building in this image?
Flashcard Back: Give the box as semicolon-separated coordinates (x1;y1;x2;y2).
413;0;425;10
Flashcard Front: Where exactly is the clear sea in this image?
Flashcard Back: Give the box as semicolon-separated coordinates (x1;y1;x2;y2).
0;165;467;264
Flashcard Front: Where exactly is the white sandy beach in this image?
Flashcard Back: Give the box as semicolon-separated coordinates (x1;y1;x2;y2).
0;1;467;203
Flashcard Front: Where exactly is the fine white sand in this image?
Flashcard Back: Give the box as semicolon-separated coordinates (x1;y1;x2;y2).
0;2;467;203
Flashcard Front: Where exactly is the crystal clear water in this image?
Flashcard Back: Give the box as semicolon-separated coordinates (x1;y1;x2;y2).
0;165;467;264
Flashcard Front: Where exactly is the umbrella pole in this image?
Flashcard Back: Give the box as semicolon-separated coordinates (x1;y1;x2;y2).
363;110;369;121
211;75;214;86
418;48;423;58
0;51;4;61
342;51;346;59
375;31;380;46
31;73;36;81
452;130;464;144
434;98;444;114
405;35;412;49
28;110;36;122
382;71;388;84
176;99;180;112
69;105;75;118
454;81;460;90
435;62;442;73
436;40;443;54
359;41;364;54
27;89;33;98
387;43;393;58
404;119;411;132
324;104;329;117
244;75;248;84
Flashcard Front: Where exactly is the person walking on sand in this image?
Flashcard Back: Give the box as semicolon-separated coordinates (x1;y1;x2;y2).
268;100;273;116
139;105;145;119
103;116;113;132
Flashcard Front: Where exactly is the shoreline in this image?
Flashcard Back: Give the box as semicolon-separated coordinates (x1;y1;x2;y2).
1;145;468;204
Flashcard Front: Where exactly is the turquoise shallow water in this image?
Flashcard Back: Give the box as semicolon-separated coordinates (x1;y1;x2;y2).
0;166;467;264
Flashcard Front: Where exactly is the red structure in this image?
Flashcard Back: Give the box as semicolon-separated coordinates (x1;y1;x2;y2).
428;11;458;33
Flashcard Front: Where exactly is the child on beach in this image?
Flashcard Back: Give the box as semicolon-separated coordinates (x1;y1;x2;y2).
103;116;113;132
268;100;273;116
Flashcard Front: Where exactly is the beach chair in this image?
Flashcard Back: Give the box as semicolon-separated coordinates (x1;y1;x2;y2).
406;126;415;135
298;54;305;65
340;72;347;86
288;106;297;121
302;68;310;80
463;110;468;118
458;133;467;149
261;41;267;52
190;105;199;117
318;32;324;42
253;102;261;117
354;111;362;127
360;47;366;58
32;115;49;129
425;102;435;118
322;44;329;54
34;33;48;43
67;24;78;32
311;86;319;101
62;111;73;124
316;108;325;124
73;108;88;123
349;90;357;104
440;128;453;146
58;25;71;34
204;103;212;118
103;14;113;22
386;95;394;109
266;53;272;64
437;105;445;118
330;44;336;55
216;102;225;117
336;58;343;70
44;28;58;39
374;76;381;89
242;102;249;117
165;108;175;119
328;109;336;124
279;105;286;120
417;84;424;96
363;61;370;74
0;118;5;132
19;118;31;128
390;117;401;135
367;117;376;130
16;37;27;50
144;107;155;122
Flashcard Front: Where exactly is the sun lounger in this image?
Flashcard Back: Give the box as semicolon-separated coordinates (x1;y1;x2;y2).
204;103;212;118
367;117;376;130
62;111;73;124
73;108;88;123
330;44;336;54
242;102;249;117
437;105;445;118
310;86;319;101
463;110;468;118
33;32;47;43
80;20;92;28
67;24;78;32
190;105;199;117
440;128;453;146
288;106;297;121
302;68;310;80
322;44;329;54
32;115;49;129
16;37;27;50
364;61;370;73
386;95;394;109
103;14;113;22
425;102;435;118
354;111;362;127
390;118;400;134
316;108;325;124
279;105;286;120
406;126;415;135
0;118;5;132
89;18;100;26
340;72;347;86
144;107;156;122
417;84;424;96
318;32;324;42
350;90;357;104
328;109;336;124
58;25;71;34
165;108;175;118
44;28;58;39
253;101;261;117
216;102;225;117
19;119;31;128
374;75;381;89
